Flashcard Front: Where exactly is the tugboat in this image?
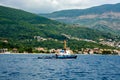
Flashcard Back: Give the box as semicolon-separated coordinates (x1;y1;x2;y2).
55;40;77;59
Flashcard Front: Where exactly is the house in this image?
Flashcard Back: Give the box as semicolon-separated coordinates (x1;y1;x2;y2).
0;48;8;53
12;48;18;53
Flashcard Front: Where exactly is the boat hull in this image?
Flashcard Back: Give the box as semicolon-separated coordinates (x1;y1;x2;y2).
55;54;77;59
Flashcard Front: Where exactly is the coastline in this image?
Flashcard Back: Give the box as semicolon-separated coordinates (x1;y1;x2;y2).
0;53;119;55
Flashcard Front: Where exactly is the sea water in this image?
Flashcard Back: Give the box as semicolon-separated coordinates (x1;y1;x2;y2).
0;54;120;80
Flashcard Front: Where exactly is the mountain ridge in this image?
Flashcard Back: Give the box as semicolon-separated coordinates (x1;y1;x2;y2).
0;5;120;51
40;3;120;35
1;5;118;41
40;3;120;17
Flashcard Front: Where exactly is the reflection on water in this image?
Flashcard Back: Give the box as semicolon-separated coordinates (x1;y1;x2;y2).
0;54;120;80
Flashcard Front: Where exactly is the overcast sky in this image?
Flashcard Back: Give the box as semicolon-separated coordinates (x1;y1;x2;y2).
0;0;120;13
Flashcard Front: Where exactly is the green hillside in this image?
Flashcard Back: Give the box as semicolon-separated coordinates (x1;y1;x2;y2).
0;6;65;40
0;5;116;41
40;3;120;36
0;6;119;52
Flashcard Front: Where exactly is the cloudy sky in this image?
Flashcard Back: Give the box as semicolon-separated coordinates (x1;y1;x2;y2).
0;0;120;13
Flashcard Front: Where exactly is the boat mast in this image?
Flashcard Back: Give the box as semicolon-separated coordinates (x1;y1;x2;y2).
64;40;67;50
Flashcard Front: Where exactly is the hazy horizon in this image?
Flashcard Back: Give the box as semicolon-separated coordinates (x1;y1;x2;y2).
0;0;120;13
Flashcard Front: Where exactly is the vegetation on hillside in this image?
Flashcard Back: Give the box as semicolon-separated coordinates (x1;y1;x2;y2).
0;6;119;53
40;3;120;37
0;39;117;53
0;6;116;41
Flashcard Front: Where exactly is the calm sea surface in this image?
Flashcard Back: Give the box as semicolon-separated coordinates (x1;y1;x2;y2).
0;54;120;80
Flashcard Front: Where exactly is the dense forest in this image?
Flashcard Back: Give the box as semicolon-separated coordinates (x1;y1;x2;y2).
0;6;119;53
0;39;116;53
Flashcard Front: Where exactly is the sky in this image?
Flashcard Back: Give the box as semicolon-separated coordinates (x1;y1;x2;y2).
0;0;120;13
